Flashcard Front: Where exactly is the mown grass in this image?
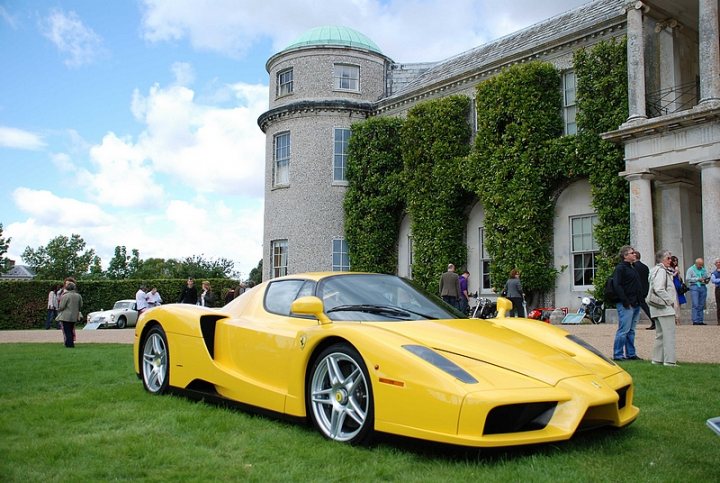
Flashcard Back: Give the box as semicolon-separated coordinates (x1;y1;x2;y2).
0;344;717;482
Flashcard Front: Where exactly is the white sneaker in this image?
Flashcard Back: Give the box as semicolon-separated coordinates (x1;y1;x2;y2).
663;362;679;367
651;361;662;365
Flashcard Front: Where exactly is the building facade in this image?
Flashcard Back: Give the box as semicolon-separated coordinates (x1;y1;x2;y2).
258;0;719;320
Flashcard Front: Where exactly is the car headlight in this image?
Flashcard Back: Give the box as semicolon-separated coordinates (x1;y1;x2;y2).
110;315;115;321
566;334;614;364
403;345;478;384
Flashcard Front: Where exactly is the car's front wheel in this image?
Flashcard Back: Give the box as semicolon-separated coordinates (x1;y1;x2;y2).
141;325;169;394
307;343;374;445
116;316;127;329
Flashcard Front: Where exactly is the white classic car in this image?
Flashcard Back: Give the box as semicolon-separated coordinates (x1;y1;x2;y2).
84;299;138;329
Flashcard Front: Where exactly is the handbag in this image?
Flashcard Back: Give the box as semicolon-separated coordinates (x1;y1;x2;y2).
678;281;689;295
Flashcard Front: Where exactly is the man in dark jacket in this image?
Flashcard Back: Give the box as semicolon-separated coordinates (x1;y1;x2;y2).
634;251;656;330
178;278;198;304
611;245;643;361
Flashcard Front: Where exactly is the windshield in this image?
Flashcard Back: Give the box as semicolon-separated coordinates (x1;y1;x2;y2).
317;274;459;321
114;301;134;310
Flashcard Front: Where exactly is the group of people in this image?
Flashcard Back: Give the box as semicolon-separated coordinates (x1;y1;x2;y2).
439;264;525;317
135;285;163;315
178;278;217;307
439;264;471;313
45;277;83;348
611;246;720;367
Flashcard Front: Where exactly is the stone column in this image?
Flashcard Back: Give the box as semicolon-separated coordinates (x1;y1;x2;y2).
699;0;720;105
699;160;720;323
626;2;648;122
656;180;694;261
626;172;655;261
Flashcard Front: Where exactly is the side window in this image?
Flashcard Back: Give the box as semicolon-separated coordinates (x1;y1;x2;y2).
264;280;315;316
277;68;293;97
334;64;360;91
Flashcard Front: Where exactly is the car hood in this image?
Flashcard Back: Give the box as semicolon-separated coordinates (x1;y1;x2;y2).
366;318;592;386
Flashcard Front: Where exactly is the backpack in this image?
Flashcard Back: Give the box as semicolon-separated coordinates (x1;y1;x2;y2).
604;277;619;304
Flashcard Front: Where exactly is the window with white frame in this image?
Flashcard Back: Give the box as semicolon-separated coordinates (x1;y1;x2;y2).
333;128;351;182
332;238;350;271
334;64;359;91
479;227;492;291
571;214;599;286
277;68;293;97
273;132;290;186
562;71;577;135
271;239;288;278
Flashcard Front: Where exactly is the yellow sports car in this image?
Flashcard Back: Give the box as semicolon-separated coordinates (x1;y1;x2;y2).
133;272;638;447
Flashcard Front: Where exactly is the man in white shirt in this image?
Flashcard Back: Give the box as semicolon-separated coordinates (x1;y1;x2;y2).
135;285;149;315
147;287;162;307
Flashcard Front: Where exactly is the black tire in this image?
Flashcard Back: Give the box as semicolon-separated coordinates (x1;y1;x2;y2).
116;316;127;329
306;343;374;445
590;305;603;324
141;326;169;394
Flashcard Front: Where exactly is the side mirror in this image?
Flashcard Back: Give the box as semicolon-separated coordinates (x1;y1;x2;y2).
291;296;332;325
496;297;513;318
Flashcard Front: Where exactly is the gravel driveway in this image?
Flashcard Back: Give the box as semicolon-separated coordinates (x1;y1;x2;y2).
1;321;717;364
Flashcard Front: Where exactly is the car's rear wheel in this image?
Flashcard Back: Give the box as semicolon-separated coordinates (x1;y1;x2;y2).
307;343;374;445
116;316;127;329
141;326;169;394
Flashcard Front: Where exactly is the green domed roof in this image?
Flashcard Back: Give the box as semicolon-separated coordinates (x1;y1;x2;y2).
283;26;383;54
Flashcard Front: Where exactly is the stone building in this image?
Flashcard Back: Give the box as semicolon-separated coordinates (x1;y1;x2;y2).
258;0;719;321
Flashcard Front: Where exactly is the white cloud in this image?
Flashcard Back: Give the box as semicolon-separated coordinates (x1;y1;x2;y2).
172;61;195;86
12;187;113;227
77;132;165;208
138;0;590;62
0;126;46;150
132;80;267;196
40;9;104;67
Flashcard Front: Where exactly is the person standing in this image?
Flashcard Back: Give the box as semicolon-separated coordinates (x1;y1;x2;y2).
178;278;198;304
44;284;59;330
200;281;216;307
458;271;470;315
648;250;678;366
439;264;461;309
56;281;82;348
135;284;149;316
611;245;643;361
634;251;657;330
711;258;720;325
686;258;710;325
505;269;525;317
669;256;687;324
147;287;162;307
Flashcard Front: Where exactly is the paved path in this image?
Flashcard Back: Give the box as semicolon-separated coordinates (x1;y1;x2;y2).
1;321;717;363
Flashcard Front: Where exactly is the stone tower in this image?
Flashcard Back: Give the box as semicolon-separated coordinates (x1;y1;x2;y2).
258;26;392;280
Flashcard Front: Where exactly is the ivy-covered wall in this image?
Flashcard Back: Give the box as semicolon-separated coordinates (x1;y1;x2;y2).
344;38;629;300
344;117;406;274
402;96;473;293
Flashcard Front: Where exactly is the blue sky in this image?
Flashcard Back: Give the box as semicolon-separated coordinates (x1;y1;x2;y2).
0;0;589;279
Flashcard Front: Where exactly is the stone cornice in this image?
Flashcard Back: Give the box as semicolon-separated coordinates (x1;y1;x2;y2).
257;99;375;132
602;104;720;142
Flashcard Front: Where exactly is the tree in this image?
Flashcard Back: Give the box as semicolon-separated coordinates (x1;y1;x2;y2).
106;246;130;279
22;234;97;280
248;259;262;285
0;224;11;273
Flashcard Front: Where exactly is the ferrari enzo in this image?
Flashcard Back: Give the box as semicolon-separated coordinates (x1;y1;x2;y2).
133;272;638;447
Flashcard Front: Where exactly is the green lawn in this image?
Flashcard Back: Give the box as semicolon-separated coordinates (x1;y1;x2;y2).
0;344;717;482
